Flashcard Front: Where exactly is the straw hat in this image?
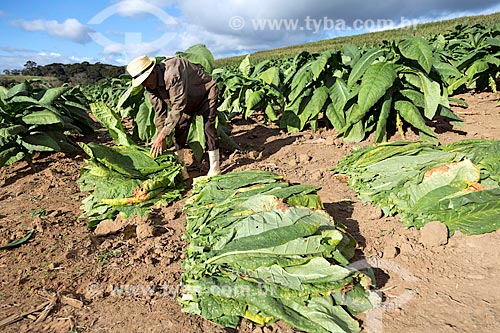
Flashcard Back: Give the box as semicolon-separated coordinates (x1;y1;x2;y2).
126;55;156;87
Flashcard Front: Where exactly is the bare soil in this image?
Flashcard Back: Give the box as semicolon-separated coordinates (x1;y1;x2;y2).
0;91;499;333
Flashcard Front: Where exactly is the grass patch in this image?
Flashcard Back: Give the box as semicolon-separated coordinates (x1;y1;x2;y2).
215;11;500;67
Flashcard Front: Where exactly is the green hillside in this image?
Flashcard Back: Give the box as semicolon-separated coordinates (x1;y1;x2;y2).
215;11;500;67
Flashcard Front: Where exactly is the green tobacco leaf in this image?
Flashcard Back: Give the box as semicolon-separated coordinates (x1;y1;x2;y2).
6;81;28;100
287;193;323;209
343;119;365;143
176;44;216;74
465;60;489;81
117;84;142;110
252;59;271;76
485;37;500;47
0;86;7;101
326;79;348;130
245;89;264;118
244;258;352;291
394;100;436;141
399;36;434;74
356;62;397;124
0;125;27;138
300;86;329;126
310;52;330;80
289;63;315;103
374;94;393;143
438;200;500;235
8;96;41;107
280;110;302;133
246;297;330;333
264;104;278;122
259;67;279;86
135;96;157;142
82;142;174;177
418;73;441;119
286;296;361;333
447;76;469;95
89;102;134;146
187;115;206;162
433;61;462;79
438;105;463;126
0;147;24;167
22;110;63;126
342;44;361;67
212;221;320;260
399;89;425;108
38;86;70;105
0;230;34;250
22;132;61;152
485;55;500;67
347;48;385;89
239;55;252;77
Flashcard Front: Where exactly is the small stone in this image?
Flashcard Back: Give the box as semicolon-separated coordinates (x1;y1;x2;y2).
48;262;58;270
419;221;448;248
298;154;311;164
15;231;26;239
136;224;155;240
65;249;78;260
85;282;103;300
399;242;414;255
48;210;60;218
94;219;122;236
382;246;398;259
62;295;84;309
325;136;335;146
367;207;383;220
252;328;264;333
310;170;323;181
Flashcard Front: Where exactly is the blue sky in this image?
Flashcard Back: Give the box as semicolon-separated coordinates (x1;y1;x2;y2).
1;0;500;71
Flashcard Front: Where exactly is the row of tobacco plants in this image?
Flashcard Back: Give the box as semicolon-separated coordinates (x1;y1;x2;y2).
81;24;499;159
2;24;498;169
215;23;499;144
0;80;94;166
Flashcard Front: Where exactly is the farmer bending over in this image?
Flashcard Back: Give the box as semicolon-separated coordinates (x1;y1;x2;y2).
126;55;221;178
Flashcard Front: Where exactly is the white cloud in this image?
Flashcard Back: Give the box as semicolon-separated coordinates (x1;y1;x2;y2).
38;52;62;57
5;0;499;70
11;18;93;44
167;0;500;58
94;0;500;62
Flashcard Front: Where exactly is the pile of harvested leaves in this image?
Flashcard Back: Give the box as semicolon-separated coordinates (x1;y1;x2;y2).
180;170;379;333
78;102;184;227
334;139;500;235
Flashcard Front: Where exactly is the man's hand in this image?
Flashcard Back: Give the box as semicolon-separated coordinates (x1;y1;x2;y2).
150;131;168;158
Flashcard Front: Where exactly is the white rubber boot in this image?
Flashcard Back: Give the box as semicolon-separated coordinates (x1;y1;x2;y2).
207;149;221;177
175;149;190;180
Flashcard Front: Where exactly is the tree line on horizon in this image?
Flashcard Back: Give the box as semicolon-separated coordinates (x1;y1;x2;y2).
1;61;125;87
